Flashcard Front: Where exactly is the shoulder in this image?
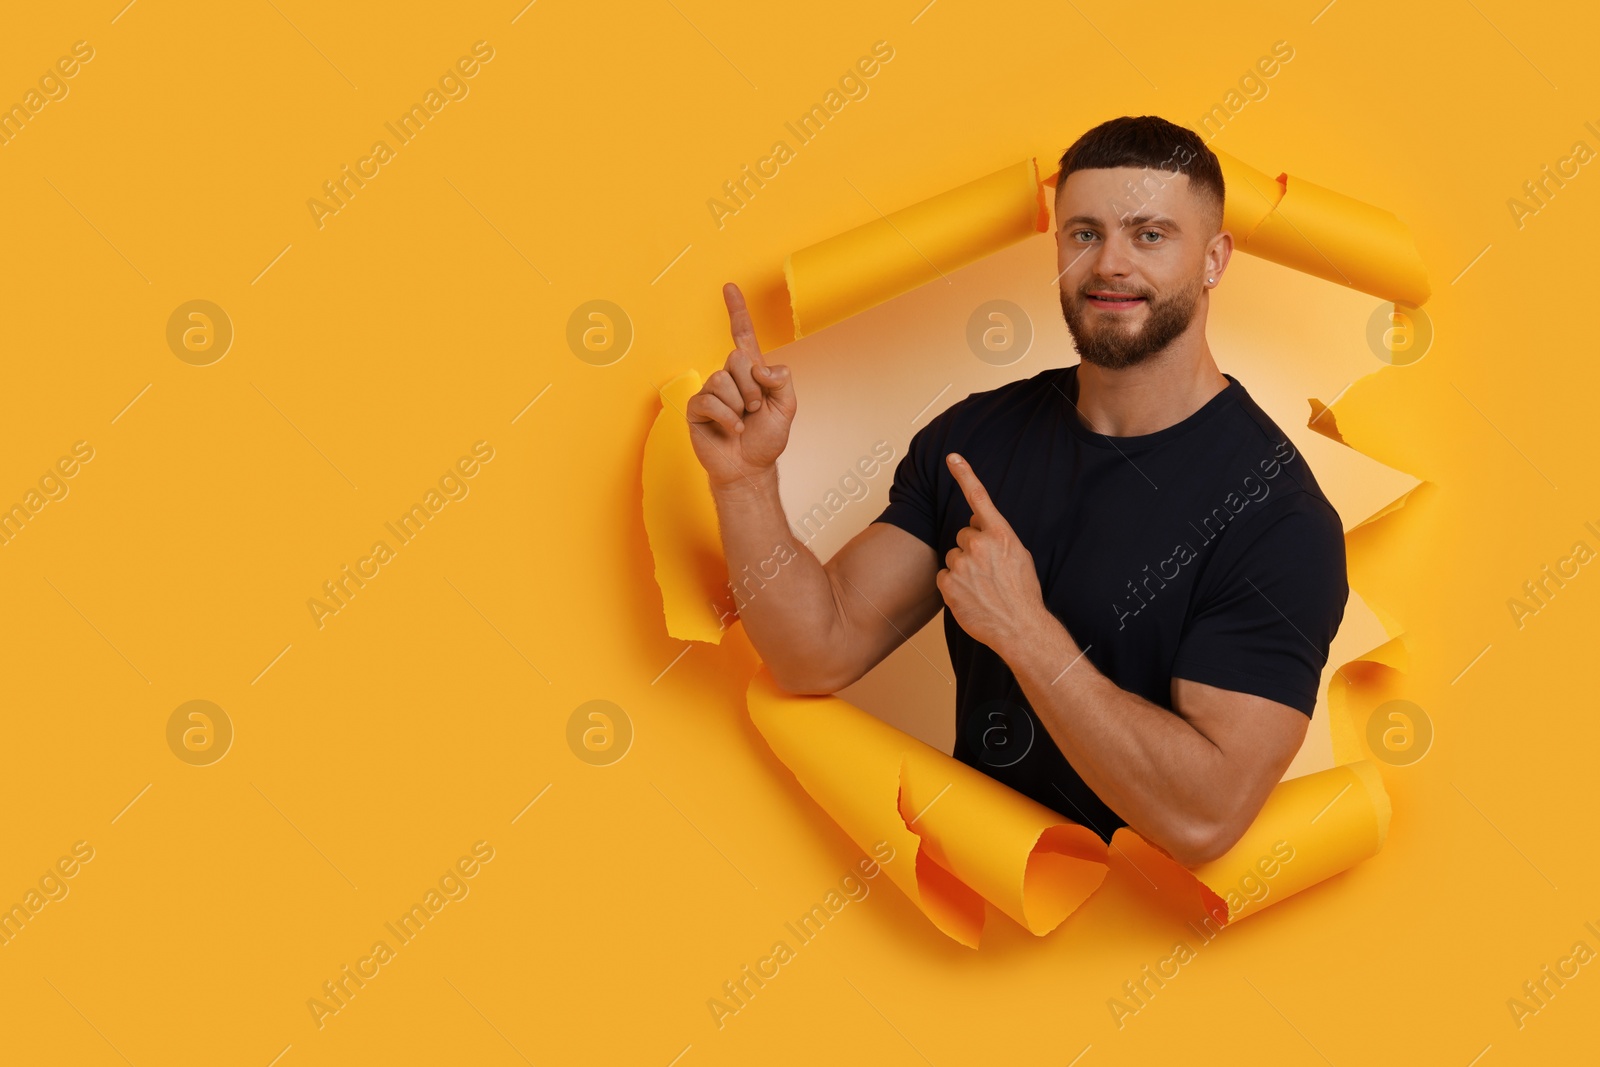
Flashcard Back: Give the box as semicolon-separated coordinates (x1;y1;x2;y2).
1213;379;1330;500
1239;489;1344;545
1210;487;1347;584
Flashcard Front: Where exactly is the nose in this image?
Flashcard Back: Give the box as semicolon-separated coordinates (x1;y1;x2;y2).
1092;231;1135;282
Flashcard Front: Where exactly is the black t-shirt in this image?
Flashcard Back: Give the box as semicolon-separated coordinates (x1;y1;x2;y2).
870;362;1349;844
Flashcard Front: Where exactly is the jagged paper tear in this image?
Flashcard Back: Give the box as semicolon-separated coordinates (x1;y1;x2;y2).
783;158;1049;339
643;369;731;644
746;662;1390;946
1328;482;1428;765
1111;760;1390;927
781;147;1431;344
641;366;1402;945
1207;147;1431;307
644;136;1429;946
747;663;1108;947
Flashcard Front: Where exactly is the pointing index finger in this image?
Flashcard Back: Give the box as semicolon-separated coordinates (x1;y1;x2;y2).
947;453;1007;530
722;282;765;368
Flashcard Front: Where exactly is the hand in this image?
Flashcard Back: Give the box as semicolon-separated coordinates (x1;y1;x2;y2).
686;283;797;492
937;453;1048;653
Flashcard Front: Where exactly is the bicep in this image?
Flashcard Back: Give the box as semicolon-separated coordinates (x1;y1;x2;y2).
814;521;944;691
1170;676;1309;856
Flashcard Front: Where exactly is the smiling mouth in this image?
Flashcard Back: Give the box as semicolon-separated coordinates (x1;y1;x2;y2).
1085;292;1146;310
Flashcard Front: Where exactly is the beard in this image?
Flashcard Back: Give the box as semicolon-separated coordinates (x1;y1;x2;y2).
1059;273;1204;370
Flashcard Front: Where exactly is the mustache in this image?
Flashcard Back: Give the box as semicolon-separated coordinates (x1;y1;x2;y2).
1076;286;1150;299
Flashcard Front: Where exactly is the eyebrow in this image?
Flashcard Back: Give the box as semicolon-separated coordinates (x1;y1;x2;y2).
1061;213;1183;233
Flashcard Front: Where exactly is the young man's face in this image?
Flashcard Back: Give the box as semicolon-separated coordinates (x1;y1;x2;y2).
1053;166;1221;371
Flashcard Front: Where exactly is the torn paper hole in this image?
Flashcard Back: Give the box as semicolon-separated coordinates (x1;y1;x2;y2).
642;369;733;644
744;663;1388;947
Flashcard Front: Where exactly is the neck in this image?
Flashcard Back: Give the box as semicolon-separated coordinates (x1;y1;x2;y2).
1073;345;1228;437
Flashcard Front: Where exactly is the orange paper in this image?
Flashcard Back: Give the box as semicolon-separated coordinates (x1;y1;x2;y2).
747;663;1108;947
1211;147;1431;306
642;370;730;644
783;158;1049;338
745;662;1391;946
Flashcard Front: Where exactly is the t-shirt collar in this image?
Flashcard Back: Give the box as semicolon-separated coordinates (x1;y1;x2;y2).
1057;363;1240;451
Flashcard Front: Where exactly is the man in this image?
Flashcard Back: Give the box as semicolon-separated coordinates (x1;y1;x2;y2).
686;115;1348;867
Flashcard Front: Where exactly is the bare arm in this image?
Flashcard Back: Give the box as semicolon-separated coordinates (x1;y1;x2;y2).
687;283;942;692
1001;609;1308;865
712;476;942;692
937;452;1308;865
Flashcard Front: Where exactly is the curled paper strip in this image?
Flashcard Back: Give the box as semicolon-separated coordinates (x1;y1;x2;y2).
746;664;1391;946
1209;147;1431;307
642;367;1395;944
783;158;1049;339
747;663;1109;948
779;146;1429;345
1327;484;1425;765
643;369;730;644
1112;760;1391;927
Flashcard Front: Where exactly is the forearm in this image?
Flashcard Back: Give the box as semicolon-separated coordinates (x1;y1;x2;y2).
709;470;845;691
997;608;1235;864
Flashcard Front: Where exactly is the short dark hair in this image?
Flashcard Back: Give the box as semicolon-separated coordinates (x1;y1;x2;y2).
1056;115;1224;232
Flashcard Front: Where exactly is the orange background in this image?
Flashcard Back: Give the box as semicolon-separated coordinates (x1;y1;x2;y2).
0;1;1595;1063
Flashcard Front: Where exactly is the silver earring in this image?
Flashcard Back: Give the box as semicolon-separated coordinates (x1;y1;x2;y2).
1207;277;1215;284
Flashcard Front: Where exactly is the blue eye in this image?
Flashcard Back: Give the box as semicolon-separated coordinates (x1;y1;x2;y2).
1140;230;1164;243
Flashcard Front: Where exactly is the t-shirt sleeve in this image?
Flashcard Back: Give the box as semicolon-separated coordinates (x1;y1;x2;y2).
869;411;952;553
1168;493;1349;716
